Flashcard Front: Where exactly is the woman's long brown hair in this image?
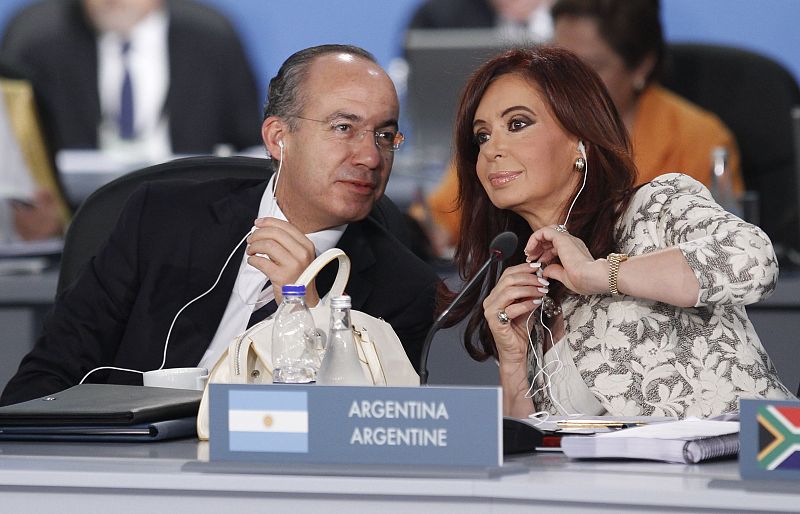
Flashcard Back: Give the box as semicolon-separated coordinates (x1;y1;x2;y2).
440;46;638;361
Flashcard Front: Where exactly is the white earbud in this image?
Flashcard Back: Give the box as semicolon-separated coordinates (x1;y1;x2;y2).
577;140;586;158
278;140;285;162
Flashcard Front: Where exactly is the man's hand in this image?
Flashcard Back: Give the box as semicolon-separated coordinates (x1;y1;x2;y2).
12;189;64;241
245;217;319;305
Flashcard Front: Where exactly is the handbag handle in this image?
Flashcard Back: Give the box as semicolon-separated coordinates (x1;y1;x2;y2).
296;248;350;299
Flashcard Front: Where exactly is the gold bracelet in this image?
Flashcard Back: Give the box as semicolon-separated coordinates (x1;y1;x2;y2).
607;253;628;295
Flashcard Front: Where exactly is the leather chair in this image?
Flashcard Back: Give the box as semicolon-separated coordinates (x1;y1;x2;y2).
57;155;412;293
662;43;800;262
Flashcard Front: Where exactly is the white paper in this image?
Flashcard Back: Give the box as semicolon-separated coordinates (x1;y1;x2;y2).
599;418;739;440
0;95;36;200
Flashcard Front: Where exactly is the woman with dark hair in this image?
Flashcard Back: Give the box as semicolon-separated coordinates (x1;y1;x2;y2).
446;46;792;419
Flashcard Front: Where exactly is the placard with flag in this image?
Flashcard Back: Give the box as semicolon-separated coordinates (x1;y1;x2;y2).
209;384;503;468
741;398;800;480
756;404;800;470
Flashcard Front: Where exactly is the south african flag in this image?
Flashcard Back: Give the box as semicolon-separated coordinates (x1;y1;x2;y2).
757;404;800;470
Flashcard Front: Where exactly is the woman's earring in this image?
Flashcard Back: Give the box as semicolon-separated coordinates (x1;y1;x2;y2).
574;156;586;172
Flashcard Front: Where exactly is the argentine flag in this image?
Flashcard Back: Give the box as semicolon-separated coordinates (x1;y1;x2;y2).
228;390;309;453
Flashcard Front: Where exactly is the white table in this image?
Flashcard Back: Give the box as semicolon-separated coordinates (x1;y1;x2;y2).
0;439;795;513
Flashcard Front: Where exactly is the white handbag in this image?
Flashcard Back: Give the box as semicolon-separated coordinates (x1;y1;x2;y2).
197;248;420;440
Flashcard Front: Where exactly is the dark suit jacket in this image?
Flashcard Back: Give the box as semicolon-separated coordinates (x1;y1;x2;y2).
0;177;439;405
0;0;261;153
409;0;497;29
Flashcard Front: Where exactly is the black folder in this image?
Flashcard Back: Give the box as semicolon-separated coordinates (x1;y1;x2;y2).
0;384;202;441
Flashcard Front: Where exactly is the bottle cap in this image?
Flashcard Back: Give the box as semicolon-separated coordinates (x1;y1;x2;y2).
281;284;306;296
330;294;351;308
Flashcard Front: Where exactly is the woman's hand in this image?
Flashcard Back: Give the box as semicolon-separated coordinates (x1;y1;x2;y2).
525;226;700;307
483;262;549;364
484;262;546;417
524;226;607;296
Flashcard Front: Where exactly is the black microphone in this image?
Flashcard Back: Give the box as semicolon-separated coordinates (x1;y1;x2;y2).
418;231;518;385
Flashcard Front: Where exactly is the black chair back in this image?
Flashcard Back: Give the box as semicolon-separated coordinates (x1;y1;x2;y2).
57;156;410;294
663;43;800;258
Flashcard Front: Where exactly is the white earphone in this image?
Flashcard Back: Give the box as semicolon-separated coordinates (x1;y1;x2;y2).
272;140;285;197
81;137;288;385
577;140;586;158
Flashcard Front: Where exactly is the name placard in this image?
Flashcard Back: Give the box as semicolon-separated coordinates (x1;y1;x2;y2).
209;384;502;468
740;398;800;480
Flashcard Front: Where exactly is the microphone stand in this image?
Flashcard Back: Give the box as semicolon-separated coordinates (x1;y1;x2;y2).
418;249;502;385
416;232;543;454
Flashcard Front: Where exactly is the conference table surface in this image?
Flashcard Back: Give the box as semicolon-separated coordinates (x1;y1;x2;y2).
0;438;796;513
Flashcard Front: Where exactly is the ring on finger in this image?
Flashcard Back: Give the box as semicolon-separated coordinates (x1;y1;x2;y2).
497;310;510;325
555;224;568;233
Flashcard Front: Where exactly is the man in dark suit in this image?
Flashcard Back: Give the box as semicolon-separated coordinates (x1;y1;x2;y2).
0;0;260;154
409;0;553;39
0;44;439;405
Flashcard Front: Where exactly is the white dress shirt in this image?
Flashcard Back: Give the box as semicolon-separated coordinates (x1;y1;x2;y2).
96;8;171;160
197;175;346;370
496;3;553;43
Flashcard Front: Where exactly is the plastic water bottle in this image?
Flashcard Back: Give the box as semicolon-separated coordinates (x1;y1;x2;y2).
710;146;741;217
317;295;369;386
271;284;319;384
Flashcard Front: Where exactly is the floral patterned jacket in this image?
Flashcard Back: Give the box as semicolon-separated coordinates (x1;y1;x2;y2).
530;173;794;417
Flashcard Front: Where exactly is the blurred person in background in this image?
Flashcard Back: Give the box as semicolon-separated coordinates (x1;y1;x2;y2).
410;0;555;42
551;0;742;188
1;0;261;163
1;61;68;241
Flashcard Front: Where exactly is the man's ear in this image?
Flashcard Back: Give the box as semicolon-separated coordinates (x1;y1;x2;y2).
261;116;286;158
633;53;657;91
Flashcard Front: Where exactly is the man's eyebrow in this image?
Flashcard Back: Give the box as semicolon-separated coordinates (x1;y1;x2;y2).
325;111;362;123
378;117;399;129
326;111;398;129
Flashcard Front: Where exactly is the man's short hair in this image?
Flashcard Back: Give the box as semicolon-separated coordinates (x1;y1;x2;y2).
263;44;378;129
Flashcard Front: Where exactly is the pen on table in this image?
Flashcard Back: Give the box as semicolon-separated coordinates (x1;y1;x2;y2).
556;421;645;430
